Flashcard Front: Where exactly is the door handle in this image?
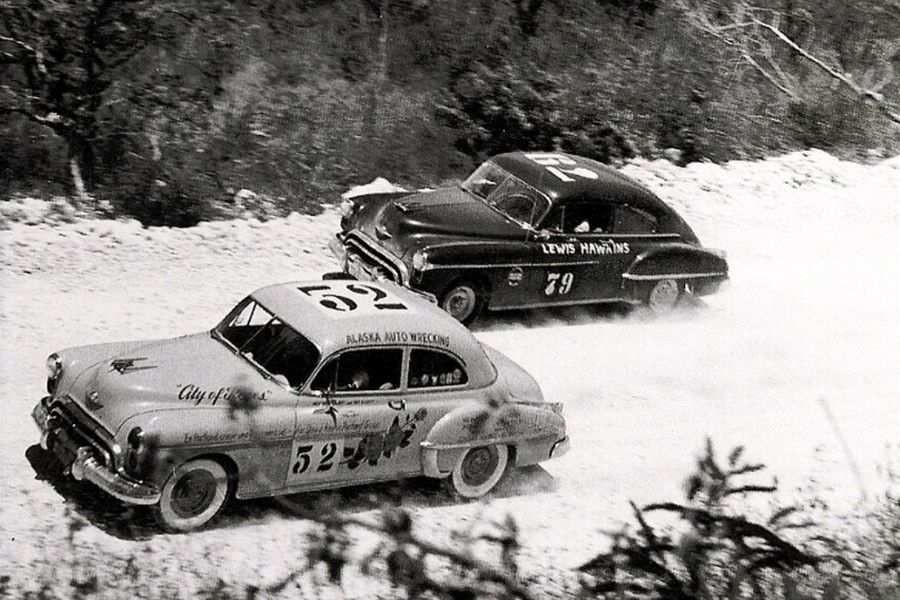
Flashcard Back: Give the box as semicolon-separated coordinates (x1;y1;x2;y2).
387;398;407;411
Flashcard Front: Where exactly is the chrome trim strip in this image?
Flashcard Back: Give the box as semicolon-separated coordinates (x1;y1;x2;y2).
52;399;115;467
427;260;604;269
422;233;680;253
622;271;727;281
499;297;636;310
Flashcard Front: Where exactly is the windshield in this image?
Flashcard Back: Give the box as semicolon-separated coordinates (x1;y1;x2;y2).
461;161;550;226
213;298;320;389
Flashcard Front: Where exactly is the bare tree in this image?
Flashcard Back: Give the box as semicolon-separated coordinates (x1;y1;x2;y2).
0;1;214;199
673;0;900;126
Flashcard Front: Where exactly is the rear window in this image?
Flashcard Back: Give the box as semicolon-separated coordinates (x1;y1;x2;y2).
613;205;658;234
408;349;467;388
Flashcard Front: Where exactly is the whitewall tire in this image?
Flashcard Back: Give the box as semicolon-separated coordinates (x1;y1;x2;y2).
448;444;509;499
646;278;682;313
156;458;231;532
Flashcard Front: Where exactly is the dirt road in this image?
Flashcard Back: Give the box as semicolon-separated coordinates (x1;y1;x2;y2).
1;151;897;598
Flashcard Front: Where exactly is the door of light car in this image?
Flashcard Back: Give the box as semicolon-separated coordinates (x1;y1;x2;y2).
291;346;416;488
392;346;471;473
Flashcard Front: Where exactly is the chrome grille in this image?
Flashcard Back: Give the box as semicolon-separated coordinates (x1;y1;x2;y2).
345;232;408;284
49;399;114;468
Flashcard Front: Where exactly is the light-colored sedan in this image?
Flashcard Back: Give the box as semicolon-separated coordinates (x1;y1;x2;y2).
32;280;569;531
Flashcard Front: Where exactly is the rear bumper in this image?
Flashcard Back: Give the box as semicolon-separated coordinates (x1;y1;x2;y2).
32;397;160;506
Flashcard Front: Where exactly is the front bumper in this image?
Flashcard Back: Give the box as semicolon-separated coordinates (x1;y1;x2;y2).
32;398;160;506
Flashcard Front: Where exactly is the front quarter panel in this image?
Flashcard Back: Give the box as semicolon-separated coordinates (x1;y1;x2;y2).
121;401;296;500
415;240;541;309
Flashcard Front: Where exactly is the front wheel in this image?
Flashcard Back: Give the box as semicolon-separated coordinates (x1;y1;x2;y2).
155;458;231;532
645;278;683;314
447;444;509;499
439;280;484;324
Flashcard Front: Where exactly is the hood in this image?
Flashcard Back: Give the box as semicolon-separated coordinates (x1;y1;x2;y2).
59;332;279;434
351;187;526;255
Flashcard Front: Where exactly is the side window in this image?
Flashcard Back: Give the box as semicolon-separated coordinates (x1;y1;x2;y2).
408;350;468;388
564;203;614;234
312;349;403;392
613;205;658;234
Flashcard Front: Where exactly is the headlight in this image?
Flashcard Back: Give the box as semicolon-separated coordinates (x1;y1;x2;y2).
412;250;430;272
127;427;144;449
339;198;356;217
46;353;62;394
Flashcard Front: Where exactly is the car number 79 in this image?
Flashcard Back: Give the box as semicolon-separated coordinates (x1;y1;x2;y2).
545;271;575;296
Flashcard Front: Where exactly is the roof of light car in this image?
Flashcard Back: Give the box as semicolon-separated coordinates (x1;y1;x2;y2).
492;151;672;215
248;280;495;383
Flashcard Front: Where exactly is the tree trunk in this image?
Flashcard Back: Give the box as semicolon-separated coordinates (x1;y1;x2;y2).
363;0;389;140
66;133;95;204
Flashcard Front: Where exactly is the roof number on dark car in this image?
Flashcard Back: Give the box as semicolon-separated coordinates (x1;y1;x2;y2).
297;283;408;316
525;152;600;183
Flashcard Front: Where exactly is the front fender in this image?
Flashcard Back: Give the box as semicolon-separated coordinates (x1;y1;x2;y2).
414;240;532;303
624;243;728;283
420;402;565;477
119;406;294;499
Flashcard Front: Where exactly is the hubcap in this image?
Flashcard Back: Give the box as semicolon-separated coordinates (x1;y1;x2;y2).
461;446;499;487
649;279;680;311
171;470;216;518
443;286;476;321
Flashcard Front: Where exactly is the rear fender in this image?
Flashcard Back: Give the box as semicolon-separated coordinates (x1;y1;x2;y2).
420;401;565;477
623;243;728;293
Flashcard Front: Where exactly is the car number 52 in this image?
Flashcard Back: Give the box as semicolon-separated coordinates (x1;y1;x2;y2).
287;439;344;482
545;272;574;296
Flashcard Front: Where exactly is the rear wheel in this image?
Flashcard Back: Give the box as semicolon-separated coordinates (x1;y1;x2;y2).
645;278;683;313
440;280;484;324
155;458;231;532
447;444;509;499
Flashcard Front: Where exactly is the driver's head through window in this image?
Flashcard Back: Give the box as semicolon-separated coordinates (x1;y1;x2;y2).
564;203;613;234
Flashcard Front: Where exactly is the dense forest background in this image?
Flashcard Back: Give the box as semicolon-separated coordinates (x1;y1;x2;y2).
2;0;899;226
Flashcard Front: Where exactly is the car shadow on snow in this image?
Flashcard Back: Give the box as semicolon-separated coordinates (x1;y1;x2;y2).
26;444;557;539
471;296;707;332
26;444;160;540
219;464;558;530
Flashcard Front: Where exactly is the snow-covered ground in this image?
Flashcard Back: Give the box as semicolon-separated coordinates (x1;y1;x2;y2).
1;150;898;597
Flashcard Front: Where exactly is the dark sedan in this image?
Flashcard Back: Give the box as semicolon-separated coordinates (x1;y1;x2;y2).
328;152;728;324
